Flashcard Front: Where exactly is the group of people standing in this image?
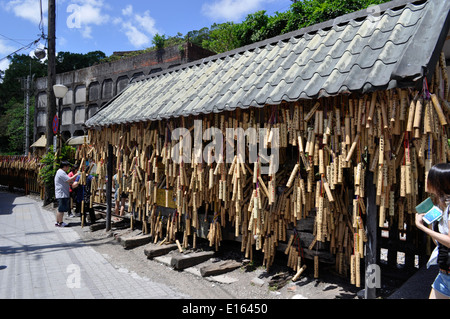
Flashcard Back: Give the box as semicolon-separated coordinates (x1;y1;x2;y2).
53;161;96;227
53;160;127;228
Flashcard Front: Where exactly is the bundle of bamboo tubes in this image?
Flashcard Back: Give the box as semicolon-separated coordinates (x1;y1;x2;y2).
83;54;450;283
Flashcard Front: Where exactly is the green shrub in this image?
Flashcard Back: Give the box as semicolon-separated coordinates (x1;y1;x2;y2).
38;145;76;202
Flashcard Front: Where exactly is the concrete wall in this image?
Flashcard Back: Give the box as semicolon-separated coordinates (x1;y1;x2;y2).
34;42;214;143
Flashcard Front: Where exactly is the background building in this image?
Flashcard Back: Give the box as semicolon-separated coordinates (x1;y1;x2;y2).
33;42;214;144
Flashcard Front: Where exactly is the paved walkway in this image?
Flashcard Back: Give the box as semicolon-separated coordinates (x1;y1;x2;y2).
0;191;188;299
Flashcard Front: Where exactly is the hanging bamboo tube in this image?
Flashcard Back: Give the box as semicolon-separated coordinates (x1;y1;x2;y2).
430;94;447;126
286;163;299;188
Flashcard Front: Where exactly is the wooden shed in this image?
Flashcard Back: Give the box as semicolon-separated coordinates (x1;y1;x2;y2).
82;0;450;289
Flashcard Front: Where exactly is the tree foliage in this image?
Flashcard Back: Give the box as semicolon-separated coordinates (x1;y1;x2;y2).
0;97;34;154
0;54;46;105
199;0;389;53
56;50;106;73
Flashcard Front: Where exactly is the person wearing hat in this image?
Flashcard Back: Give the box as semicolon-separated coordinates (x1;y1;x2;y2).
54;161;80;227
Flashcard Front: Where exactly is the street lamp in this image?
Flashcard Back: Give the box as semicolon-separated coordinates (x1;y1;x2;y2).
53;84;68;156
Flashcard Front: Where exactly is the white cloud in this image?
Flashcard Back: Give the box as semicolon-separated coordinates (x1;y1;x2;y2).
66;0;110;39
0;39;16;56
122;4;133;17
201;0;274;22
118;5;159;48
122;22;149;48
135;11;158;36
3;0;48;25
0;58;10;74
0;39;17;73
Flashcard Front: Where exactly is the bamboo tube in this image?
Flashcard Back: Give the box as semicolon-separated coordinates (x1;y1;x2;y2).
335;108;341;136
379;192;386;227
400;165;406;197
355;253;360;287
345;134;360;162
292;264;307;282
380;98;388;129
367;92;377;123
413;98;423;129
323;181;334;202
399;89;408;121
319;149;325;174
405;162;412;195
345;115;351;145
304;102;320;122
314;255;319;279
350;254;356;285
424;100;432;133
176;239;183;252
286;164;299;188
430;94;447;126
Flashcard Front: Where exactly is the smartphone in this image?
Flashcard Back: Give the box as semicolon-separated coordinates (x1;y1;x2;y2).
415;197;443;225
422;206;443;224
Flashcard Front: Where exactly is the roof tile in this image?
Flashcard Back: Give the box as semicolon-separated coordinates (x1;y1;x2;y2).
85;0;450;128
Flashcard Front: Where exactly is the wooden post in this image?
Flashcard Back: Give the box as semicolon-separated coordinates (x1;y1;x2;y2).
365;171;377;299
106;143;113;232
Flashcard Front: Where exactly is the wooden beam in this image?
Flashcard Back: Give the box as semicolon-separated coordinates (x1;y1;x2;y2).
106;143;113;231
364;171;378;299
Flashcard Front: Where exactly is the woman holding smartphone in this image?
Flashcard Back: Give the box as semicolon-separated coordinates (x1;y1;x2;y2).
415;163;450;299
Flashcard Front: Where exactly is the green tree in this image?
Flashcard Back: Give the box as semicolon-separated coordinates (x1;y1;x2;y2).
0;97;34;155
202;22;240;53
285;0;389;32
186;27;211;47
56;50;106;73
39;145;76;203
152;33;167;49
0;54;46;105
235;11;270;47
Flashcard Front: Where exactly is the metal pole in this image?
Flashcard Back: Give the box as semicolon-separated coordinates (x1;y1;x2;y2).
106;143;113;231
57;98;62;157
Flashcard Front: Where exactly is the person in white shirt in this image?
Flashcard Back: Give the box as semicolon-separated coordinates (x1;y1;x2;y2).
54;161;79;227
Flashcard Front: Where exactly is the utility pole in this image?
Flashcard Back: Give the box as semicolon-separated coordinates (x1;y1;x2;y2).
44;0;56;205
46;0;56;152
24;74;31;156
21;66;32;156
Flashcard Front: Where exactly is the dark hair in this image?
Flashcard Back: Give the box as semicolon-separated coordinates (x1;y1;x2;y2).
60;161;71;168
427;163;450;205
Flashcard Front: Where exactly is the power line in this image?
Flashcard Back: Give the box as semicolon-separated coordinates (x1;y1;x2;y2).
0;0;47;65
0;33;28;47
0;37;43;63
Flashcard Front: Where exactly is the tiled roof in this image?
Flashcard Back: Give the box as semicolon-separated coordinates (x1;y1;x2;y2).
85;0;450;128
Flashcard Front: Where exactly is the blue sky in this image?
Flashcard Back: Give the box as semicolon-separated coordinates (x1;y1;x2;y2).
0;0;292;72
